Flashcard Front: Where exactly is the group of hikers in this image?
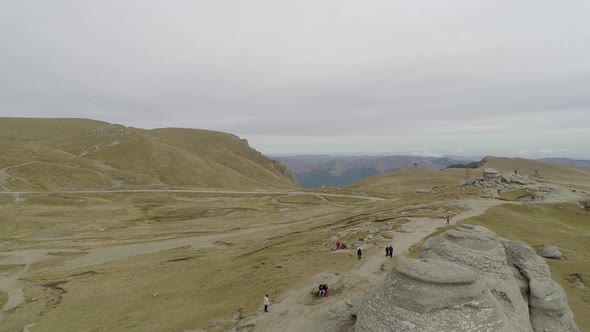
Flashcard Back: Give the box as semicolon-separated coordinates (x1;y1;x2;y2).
265;242;398;311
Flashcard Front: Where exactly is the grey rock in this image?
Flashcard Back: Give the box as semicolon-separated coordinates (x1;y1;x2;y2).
541;245;562;259
483;168;500;181
355;225;579;332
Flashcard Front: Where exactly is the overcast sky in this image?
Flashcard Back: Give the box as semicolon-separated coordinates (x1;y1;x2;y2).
1;1;589;158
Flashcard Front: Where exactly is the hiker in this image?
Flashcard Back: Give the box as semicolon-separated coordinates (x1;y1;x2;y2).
385;246;389;257
323;284;329;297
515;170;518;175
336;241;340;250
497;189;501;195
386;245;393;257
357;247;362;260
263;294;269;312
446;216;450;225
340;243;346;250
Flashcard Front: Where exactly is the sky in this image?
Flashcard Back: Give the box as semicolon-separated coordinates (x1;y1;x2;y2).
1;1;590;158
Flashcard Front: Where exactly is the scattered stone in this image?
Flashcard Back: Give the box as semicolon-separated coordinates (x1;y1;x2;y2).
541;245;562;259
153;293;158;297
568;273;585;290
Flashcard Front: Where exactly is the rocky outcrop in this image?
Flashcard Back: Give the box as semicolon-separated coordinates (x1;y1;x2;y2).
354;225;579;332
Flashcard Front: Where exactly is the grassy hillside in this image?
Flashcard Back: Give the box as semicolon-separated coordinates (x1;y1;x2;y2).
481;156;590;190
0;118;296;191
347;168;465;198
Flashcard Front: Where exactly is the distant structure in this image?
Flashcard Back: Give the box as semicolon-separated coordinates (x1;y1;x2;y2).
414;163;418;169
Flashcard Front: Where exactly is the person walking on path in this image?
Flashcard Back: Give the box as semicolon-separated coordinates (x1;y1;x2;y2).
389;245;394;257
446;216;450;225
357;247;362;260
263;295;269;312
385;246;389;257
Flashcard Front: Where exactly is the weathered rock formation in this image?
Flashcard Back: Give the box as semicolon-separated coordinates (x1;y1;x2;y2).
354;225;579;332
483;168;500;181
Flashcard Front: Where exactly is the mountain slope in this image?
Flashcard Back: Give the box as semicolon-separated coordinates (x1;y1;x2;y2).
347;168;466;197
275;155;470;188
0;118;296;191
537;158;590;169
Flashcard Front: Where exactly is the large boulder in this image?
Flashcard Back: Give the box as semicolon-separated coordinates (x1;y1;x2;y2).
355;225;579;332
541;245;562;259
483;168;499;181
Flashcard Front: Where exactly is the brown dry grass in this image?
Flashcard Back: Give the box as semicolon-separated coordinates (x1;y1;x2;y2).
0;191;399;331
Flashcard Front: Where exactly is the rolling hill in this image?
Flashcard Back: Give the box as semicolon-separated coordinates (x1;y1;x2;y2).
537;158;590;169
346;156;590;196
346;168;467;197
480;156;590;191
0;118;296;191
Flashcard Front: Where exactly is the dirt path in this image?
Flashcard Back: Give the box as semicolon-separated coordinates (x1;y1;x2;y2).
0;250;74;313
0;188;386;202
233;198;515;332
0;161;39;190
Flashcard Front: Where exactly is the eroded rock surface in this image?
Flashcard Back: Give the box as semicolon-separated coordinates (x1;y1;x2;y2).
355;225;579;332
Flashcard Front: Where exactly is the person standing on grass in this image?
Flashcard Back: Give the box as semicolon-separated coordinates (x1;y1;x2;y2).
357;247;362;260
264;294;269;312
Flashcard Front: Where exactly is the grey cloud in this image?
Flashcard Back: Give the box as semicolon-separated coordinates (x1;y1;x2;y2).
1;1;589;157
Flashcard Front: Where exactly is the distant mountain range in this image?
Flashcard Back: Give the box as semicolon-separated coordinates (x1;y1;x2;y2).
0;118;296;191
537;158;590;169
272;155;474;188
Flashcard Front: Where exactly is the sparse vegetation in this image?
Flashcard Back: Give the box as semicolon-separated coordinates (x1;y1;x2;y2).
498;189;534;201
347;168;466;198
0;291;8;310
277;194;324;204
0;118;296;191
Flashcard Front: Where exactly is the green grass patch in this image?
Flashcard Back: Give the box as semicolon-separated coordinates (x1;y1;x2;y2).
498;189;535;201
321;195;370;205
339;230;370;246
277;194;324;205
0;291;8;309
458;203;590;331
0;264;26;273
0;195;14;205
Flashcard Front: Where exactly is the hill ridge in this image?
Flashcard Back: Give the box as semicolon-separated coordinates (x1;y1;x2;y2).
0;117;296;191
